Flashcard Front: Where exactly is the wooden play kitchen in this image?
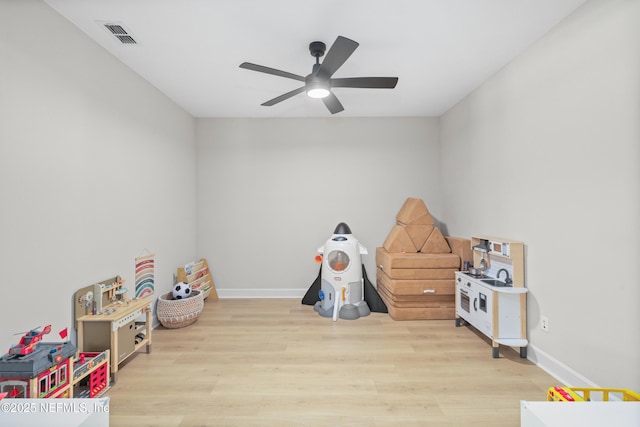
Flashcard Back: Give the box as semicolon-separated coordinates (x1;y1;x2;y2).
455;236;527;358
75;276;152;382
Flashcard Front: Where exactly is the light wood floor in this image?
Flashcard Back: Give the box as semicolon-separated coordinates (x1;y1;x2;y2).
107;298;558;426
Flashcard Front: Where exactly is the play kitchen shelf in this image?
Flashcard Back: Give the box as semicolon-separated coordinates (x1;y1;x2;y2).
455;236;527;358
470;236;524;285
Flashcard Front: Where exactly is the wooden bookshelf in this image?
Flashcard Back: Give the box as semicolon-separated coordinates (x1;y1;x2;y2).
177;258;218;300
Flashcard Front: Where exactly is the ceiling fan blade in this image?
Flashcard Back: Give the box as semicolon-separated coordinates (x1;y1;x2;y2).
322;92;344;115
316;36;359;79
240;62;306;82
261;87;306;106
331;77;398;89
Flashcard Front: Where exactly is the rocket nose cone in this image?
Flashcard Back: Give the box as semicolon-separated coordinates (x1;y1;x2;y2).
334;222;352;234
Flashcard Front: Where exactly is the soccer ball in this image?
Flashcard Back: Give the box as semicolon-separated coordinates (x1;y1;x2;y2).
172;282;191;300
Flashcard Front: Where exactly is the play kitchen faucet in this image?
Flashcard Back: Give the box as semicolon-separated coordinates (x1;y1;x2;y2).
496;268;513;285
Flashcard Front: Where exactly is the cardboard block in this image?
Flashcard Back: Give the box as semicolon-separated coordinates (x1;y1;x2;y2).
376;268;455;296
376;247;460;270
383;305;456;320
376;266;456;280
403;224;434;251
377;282;453;306
377;282;455;320
383;224;418;253
420;227;451;254
444;236;472;269
396;198;435;225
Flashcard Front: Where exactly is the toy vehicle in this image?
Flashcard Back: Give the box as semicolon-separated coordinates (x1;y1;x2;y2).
8;324;51;356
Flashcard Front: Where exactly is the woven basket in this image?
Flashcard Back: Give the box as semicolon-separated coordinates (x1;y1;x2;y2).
157;289;204;329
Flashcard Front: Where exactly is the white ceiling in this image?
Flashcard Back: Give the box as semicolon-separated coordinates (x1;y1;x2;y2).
44;0;586;118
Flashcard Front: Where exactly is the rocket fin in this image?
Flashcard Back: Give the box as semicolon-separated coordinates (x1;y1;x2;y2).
363;264;388;313
301;266;322;305
358;243;368;255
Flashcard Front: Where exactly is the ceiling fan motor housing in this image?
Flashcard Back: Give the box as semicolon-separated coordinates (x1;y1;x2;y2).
309;41;326;59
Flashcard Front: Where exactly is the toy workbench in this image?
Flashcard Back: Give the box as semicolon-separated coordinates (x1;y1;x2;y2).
75;276;152;382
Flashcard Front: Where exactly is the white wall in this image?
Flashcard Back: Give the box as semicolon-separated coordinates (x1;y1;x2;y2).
195;117;441;296
0;0;197;351
439;0;639;390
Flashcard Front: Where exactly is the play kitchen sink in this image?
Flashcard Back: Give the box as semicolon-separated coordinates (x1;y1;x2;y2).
481;278;509;287
455;236;527;358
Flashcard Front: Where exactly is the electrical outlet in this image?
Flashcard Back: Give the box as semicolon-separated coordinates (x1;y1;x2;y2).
541;316;549;332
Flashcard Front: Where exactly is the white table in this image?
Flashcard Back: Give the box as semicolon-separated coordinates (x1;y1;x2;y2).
521;401;640;427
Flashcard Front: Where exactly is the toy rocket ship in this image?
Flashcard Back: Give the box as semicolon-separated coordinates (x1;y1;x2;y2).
302;222;387;320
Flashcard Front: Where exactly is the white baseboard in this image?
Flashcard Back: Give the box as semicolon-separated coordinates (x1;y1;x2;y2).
527;344;599;388
216;288;307;299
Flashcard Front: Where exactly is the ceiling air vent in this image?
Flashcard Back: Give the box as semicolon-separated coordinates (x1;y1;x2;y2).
103;23;138;45
115;35;136;44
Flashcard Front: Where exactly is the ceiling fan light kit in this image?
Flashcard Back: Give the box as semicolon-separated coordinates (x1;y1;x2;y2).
239;36;398;114
306;78;330;99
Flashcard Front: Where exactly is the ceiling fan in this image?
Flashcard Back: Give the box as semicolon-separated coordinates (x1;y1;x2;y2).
239;36;398;114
